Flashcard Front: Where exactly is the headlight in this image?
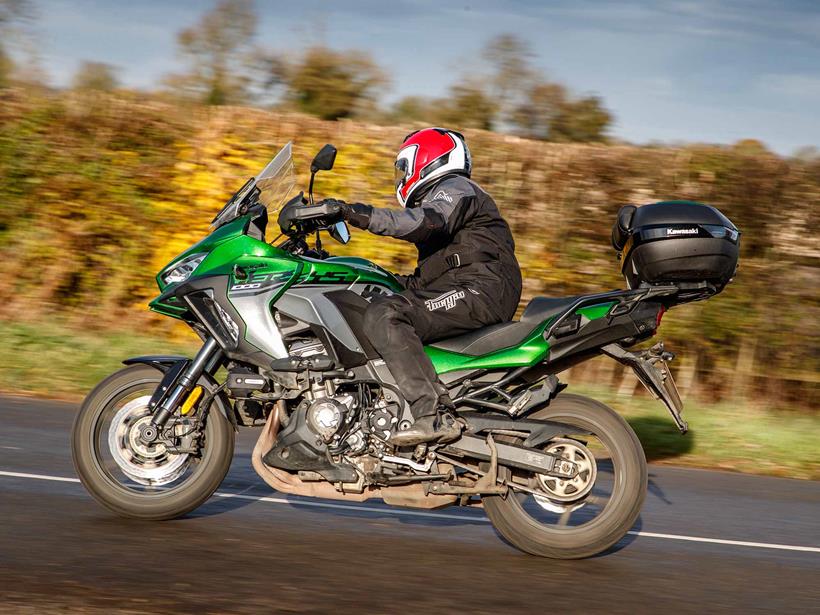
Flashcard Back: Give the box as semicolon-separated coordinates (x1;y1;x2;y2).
162;253;207;285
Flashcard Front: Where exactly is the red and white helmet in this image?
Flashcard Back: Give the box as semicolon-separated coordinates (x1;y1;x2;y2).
394;128;471;207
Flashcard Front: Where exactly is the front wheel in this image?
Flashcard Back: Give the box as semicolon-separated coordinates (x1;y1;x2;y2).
71;365;235;520
483;394;647;559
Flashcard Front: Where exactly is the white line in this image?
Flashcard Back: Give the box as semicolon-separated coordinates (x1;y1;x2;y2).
625;531;820;553
2;469;818;554
0;470;81;483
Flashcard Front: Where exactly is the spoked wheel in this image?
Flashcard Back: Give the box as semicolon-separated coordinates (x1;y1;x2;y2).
72;365;234;520
483;394;647;559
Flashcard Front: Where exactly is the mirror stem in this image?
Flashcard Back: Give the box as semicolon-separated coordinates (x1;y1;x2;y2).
308;172;316;205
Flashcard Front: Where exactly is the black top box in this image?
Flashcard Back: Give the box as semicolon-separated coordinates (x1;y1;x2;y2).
611;201;740;302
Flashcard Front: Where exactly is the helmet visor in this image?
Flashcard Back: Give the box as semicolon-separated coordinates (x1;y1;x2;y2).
394;158;409;190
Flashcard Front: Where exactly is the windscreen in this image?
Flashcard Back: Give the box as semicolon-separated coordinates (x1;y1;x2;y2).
254;141;296;210
211;141;296;229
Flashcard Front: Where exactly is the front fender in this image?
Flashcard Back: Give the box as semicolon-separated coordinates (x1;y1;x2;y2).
122;355;236;429
123;355;189;373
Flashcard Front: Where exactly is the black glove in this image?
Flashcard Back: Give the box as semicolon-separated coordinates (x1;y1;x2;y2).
315;198;373;230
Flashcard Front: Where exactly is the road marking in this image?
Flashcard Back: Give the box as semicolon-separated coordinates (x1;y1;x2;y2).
0;470;81;483
624;531;820;553
2;469;819;554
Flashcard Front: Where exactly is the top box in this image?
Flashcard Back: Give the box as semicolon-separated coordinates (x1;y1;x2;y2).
611;201;740;303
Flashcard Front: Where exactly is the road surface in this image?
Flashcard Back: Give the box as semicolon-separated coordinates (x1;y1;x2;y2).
0;395;818;614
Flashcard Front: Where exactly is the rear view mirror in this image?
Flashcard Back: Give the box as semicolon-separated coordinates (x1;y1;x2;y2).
311;144;337;173
328;221;350;244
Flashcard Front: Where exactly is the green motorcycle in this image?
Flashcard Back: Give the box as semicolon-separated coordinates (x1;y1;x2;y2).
72;142;740;559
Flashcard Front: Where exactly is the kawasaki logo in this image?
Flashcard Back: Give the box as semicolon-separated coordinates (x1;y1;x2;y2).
425;290;465;311
667;227;699;236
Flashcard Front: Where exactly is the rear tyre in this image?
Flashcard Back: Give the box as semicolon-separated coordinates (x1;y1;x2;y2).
483;394;647;559
72;365;234;520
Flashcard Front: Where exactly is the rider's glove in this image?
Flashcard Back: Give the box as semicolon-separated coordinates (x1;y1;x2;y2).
316;199;372;230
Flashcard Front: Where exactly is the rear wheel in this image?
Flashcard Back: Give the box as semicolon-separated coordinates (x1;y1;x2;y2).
483;394;647;559
72;365;234;520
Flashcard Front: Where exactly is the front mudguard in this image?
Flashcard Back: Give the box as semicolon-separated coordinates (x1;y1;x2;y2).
122;355;237;429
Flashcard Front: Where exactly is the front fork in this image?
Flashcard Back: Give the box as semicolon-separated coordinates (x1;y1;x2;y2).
140;338;223;443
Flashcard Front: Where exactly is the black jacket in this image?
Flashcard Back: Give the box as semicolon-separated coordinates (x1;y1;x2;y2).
348;175;522;321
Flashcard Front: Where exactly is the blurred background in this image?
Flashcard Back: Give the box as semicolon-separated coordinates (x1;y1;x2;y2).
0;0;817;477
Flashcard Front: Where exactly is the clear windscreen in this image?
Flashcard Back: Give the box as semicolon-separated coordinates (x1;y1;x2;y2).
254;141;296;210
211;142;296;229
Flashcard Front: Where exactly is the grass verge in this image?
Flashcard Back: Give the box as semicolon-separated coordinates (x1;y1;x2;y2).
1;319;817;480
573;385;819;480
0;319;198;400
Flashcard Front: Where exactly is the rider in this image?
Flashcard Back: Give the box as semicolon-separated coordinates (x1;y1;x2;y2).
314;128;522;445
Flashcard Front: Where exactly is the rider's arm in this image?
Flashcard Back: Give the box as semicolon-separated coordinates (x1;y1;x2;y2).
342;176;471;243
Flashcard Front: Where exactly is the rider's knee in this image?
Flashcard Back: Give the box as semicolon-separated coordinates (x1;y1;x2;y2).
364;296;409;341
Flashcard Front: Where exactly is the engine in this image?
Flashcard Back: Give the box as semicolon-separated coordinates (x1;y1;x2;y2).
297;369;402;460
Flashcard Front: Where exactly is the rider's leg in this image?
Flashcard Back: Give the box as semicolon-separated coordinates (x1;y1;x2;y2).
363;286;498;444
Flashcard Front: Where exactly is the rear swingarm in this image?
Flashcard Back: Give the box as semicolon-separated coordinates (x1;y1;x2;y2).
443;434;579;480
458;412;591;448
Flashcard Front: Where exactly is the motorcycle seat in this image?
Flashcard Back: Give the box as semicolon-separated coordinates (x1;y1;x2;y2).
428;295;582;356
520;295;582;323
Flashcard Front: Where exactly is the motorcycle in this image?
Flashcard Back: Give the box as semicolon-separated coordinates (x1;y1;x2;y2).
72;142;740;558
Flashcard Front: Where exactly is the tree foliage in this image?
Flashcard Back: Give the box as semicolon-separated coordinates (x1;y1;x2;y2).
437;79;498;130
72;61;120;92
0;0;31;87
284;46;386;120
549;95;612;143
382;33;612;142
167;0;257;105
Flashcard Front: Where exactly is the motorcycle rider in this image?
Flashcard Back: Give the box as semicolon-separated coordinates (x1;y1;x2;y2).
285;128;522;445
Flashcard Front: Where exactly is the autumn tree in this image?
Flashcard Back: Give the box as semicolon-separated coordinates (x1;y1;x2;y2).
511;82;568;140
481;33;536;124
388;96;435;124
0;0;31;86
438;80;498;130
284;46;386;120
166;0;257;105
549;95;612;142
478;33;613;142
72;61;119;92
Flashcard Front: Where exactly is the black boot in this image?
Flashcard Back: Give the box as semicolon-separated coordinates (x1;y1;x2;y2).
390;412;462;447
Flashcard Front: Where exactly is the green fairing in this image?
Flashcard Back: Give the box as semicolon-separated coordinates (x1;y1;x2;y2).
426;321;552;374
576;302;615;320
297;256;403;291
149;214;401;318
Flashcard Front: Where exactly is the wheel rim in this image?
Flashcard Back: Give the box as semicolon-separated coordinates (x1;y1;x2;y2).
91;379;209;495
107;396;191;486
504;423;622;531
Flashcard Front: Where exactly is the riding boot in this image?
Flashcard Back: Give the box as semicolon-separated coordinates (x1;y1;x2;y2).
390;411;461;447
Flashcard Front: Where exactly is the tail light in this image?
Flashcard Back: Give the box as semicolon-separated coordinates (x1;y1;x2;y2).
655;306;666;330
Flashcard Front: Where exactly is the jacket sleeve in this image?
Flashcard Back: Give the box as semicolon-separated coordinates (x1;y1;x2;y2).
365;177;472;243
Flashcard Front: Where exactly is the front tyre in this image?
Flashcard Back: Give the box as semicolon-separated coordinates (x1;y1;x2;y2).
483;394;647;559
72;365;234;520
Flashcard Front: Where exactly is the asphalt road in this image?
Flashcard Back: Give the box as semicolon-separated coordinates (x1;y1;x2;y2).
0;395;818;614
